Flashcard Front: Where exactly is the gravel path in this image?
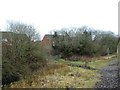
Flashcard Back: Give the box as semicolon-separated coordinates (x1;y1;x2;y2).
95;59;120;89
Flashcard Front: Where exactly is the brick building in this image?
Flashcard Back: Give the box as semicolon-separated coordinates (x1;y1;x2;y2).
41;34;54;54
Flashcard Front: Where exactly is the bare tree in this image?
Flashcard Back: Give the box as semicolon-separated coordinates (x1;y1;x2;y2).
7;21;40;41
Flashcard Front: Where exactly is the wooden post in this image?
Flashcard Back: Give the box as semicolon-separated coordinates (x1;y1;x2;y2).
107;48;109;59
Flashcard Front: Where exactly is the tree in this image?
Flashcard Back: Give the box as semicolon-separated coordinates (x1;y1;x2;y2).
52;26;117;58
2;21;46;85
7;21;40;41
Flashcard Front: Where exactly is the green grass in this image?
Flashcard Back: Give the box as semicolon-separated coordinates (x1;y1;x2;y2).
58;59;85;66
89;59;110;70
60;54;116;68
10;65;100;88
9;55;116;88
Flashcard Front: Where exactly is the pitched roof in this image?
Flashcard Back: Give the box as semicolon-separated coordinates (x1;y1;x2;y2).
42;34;53;41
1;31;29;41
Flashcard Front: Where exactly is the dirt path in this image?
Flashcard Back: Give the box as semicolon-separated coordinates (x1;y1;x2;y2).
95;59;120;89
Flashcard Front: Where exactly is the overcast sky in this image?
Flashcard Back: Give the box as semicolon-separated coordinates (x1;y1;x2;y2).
0;0;119;39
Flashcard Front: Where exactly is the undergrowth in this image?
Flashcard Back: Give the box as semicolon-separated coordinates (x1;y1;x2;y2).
8;55;116;88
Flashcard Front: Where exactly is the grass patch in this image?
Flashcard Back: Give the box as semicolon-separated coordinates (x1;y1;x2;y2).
58;55;116;70
10;63;70;88
10;65;100;88
9;55;116;88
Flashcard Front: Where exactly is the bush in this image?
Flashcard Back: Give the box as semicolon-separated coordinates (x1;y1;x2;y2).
2;59;20;85
2;22;47;85
52;26;117;58
2;38;47;86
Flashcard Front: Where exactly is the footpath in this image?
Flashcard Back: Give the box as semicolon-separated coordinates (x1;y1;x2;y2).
95;59;120;89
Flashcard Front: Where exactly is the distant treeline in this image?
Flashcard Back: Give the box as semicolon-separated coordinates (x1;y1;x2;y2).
52;26;118;58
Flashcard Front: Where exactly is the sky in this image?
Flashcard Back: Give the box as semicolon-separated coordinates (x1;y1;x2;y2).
0;0;119;39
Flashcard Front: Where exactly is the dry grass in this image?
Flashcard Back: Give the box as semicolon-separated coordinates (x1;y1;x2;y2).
11;65;100;88
10;65;100;88
9;55;115;88
10;64;70;88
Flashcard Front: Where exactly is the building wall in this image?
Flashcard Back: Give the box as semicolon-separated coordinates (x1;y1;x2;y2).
41;35;53;54
42;36;52;46
1;32;30;46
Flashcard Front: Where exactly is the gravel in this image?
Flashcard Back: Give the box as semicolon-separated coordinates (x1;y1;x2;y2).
95;59;120;89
